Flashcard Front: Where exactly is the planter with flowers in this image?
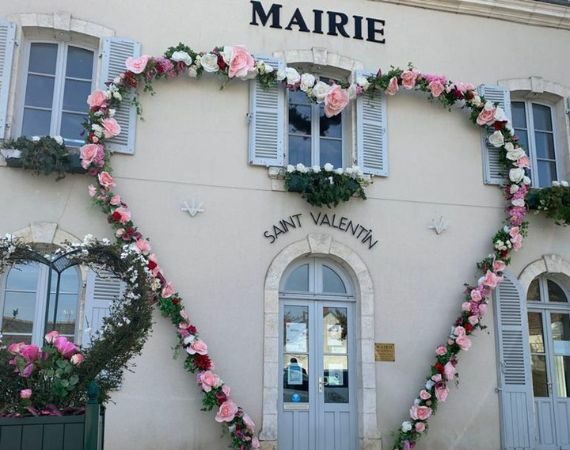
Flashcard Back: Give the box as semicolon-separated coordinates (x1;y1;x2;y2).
527;180;570;225
1;136;87;180
284;163;370;208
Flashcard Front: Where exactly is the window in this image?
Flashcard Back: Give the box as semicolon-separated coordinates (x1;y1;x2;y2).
512;101;559;187
287;78;344;168
0;262;80;346
19;41;95;147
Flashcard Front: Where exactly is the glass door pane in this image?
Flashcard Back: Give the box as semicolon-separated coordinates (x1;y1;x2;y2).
322;306;349;403
283;305;310;404
528;312;550;397
551;313;570;397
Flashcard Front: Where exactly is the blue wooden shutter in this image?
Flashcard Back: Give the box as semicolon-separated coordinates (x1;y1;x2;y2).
477;84;512;185
0;19;16;139
355;72;388;176
248;56;284;166
82;269;124;347
99;37;141;154
494;273;535;450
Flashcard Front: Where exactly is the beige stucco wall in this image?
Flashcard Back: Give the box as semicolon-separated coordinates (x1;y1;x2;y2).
1;1;570;449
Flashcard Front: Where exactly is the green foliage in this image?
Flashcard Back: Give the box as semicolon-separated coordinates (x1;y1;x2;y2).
284;169;368;208
2;136;83;180
527;186;570;225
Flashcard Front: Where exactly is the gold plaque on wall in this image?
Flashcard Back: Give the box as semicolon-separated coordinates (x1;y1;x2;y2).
375;343;395;362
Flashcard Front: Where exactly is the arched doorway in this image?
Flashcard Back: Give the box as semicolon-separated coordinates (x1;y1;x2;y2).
278;257;357;450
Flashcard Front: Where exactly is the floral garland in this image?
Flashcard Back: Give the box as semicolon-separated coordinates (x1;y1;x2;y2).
0;235;155;414
58;44;536;449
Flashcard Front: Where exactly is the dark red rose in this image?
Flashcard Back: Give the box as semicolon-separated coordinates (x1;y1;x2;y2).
148;259;158;270
452;89;464;100
195;354;212;370
217;54;227;71
172;298;180;305
187;325;197;335
111;211;122;222
464;90;475;100
493;121;506;131
215;389;227;405
434;362;445;374
464;323;474;333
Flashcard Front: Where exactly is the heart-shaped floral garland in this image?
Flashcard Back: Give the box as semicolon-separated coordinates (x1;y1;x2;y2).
0;236;155;412
78;44;531;449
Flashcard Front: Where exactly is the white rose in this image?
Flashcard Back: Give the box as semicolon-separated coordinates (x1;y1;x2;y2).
108;108;116;118
183;335;195;345
221;46;233;65
286;164;295;173
112;91;122;101
105;90;112;99
300;73;316;92
512;198;525;207
328;176;334;185
200;53;219;73
345;167;354;175
510;184;520;194
425;380;435;390
504;142;514;152
552;181;561;187
188;67;198;78
523;176;531;185
323;163;334;172
296;163;306;173
356;76;370;90
312;81;331;103
506;148;525;161
494;107;508;123
335;168;344;175
561;181;569;187
311;165;321;173
401;421;412;432
52;136;64;145
113;76;121;84
483;101;495;111
263;62;274;74
31;136;40;142
488;130;505;148
285;67;301;85
276;69;286;81
509;168;525;183
472;95;482;107
348;84;358;100
171;51;193;66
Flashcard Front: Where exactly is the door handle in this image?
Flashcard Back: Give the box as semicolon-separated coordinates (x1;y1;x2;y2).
318;377;328;393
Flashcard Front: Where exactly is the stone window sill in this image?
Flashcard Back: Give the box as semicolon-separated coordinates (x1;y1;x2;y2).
268;166;286;192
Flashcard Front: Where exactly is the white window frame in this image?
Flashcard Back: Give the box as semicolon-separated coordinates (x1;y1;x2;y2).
15;37;96;147
0;263;82;346
512;99;562;188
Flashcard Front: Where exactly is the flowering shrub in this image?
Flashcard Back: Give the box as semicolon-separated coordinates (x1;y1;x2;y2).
527;181;570;225
284;164;369;208
0;332;85;416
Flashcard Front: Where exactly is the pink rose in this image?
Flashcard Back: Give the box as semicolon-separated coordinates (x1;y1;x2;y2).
435;346;446;356
511;233;523;250
54;336;78;358
509;226;520;237
454;326;466;337
198;370;221;392
21;363;34;378
461;302;471;312
443;362;456;381
428;80;445;98
180;308;190;322
410;405;432;421
252;437;261;449
134;239;151;255
385;76;399;96
111;207;131;224
401;70;419;90
470;289;482;302
493;260;506;273
80;144;105;169
215;400;238;423
517;155;530;168
125;55;150;74
468;315;479;326
419;389;431;400
187;339;208;356
482;270;502;289
435;383;449;402
431;374;442;382
20;389;32;399
98;171;115;189
70;353;85;365
222;384;230;397
324;85;350;118
242;413;256;432
45;330;60;344
20;345;41;362
415;422;426;433
161;282;175;299
8;342;25;355
87;90;107;109
88;185;97;197
456;335;472;351
101;118;121;138
476;106;496;126
226;46;255;79
479;303;488;316
110;195;121;206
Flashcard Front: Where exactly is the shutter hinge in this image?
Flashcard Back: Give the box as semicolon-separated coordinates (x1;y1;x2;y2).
246;112;253;124
495;387;503;393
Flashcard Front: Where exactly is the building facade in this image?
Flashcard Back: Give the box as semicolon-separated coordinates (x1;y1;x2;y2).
1;1;570;449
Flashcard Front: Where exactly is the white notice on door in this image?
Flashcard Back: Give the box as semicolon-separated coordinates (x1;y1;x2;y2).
286;322;307;353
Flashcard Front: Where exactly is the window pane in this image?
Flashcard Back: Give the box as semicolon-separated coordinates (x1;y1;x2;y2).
46;293;77;336
284;305;309;354
322;266;346;294
532;104;553;131
319;107;342;138
50;268;80;294
537;161;557;188
66;47;94;79
22;108;51;137
528;312;545;353
515;130;530;157
2;292;37;333
29;43;58;74
1;334;32;346
320;139;342;169
531;355;549;397
25;74;55;108
528;279;541;302
511;102;526;129
323;307;347;353
551;313;570;343
288;104;312;135
548;280;568;303
7;263;40;291
288;135;311;166
535;132;556;160
60;112;87;145
284;264;309;292
289;89;310;105
283;354;309;403
324;355;348;403
63;79;92;111
554;356;570;398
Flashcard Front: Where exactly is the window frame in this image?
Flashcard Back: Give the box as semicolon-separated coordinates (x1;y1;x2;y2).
511;99;562;188
14;36;97;147
0;262;82;346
